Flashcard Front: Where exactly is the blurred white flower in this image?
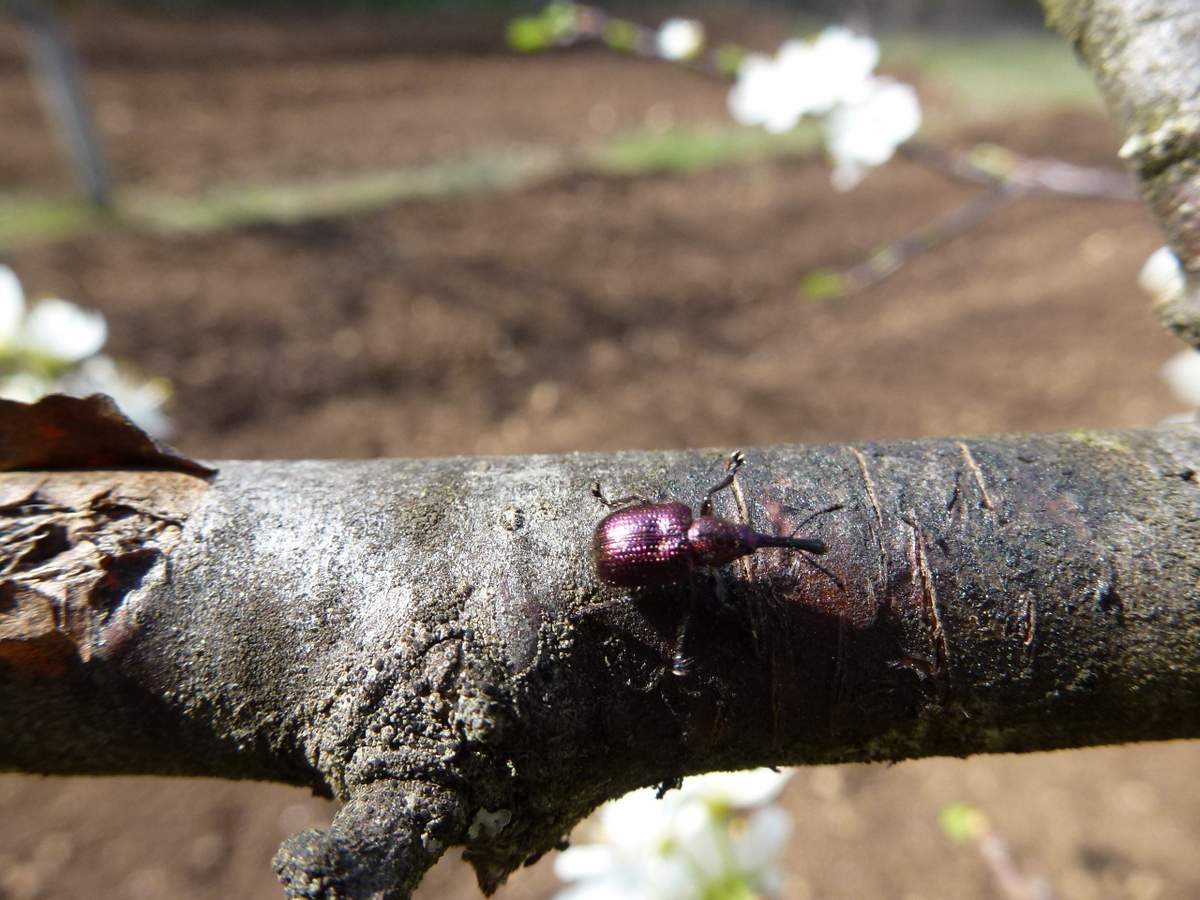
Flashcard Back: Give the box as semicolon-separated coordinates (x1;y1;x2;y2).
0;264;172;436
1139;246;1185;302
0;265;24;344
554;768;793;900
826;78;922;190
1139;248;1200;410
729;27;880;133
728;50;803;134
23;297;108;362
0;371;57;404
0;264;108;362
656;18;704;62
61;355;173;438
1162;350;1200;407
808;25;880;95
726;27;919;188
675;767;792;807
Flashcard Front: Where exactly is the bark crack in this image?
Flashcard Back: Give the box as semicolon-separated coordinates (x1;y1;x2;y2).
957;441;996;511
907;515;952;697
849;447;889;605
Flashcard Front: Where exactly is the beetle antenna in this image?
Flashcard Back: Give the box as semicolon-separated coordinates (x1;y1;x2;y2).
779;502;845;589
787;502;845;537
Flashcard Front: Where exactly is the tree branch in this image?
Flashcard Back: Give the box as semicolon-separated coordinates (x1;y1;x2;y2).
4;421;1200;897
6;5;1200;899
1044;0;1200;343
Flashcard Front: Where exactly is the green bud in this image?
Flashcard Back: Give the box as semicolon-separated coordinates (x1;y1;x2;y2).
543;2;581;41
602;19;638;52
800;269;848;300
938;802;987;845
506;18;552;53
715;44;747;76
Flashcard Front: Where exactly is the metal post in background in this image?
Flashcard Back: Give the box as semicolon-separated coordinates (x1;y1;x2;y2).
8;0;113;208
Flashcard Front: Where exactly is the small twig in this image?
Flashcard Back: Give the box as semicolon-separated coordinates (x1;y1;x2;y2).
901;141;1138;201
977;831;1055;900
558;5;737;82
809;145;1136;296
942;804;1054;900
812;185;1022;297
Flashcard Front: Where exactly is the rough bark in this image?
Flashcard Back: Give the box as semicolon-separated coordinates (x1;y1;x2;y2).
4;423;1200;897
1043;0;1200;343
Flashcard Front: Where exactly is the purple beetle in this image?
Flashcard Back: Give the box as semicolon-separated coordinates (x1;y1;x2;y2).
590;451;835;588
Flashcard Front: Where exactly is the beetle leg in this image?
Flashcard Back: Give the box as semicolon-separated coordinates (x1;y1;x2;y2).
590;480;650;509
669;606;693;677
698;450;746;516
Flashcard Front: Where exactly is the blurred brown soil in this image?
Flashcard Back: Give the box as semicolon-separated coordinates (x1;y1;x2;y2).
0;8;1197;900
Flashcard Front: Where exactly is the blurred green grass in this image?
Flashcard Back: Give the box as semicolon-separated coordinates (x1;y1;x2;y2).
0;197;103;249
125;151;563;234
0;30;1103;250
591;124;823;175
883;33;1101;125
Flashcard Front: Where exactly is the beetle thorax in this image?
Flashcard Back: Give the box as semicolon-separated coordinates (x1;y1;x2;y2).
686;516;756;568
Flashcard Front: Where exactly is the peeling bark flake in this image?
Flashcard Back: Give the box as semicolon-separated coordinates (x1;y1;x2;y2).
0;394;215;477
0;471;207;671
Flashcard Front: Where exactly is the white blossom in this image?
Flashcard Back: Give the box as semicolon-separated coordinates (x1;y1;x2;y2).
1137;249;1200;410
23;297;108;362
61;355;173;438
0;371;57;404
1162;350;1200;408
826;78;922;190
0;265;172;436
675;767;792;807
1139;246;1185;302
0;264;108;362
808;25;880;96
656;18;704;62
728;51;802;134
0;265;24;345
554;768;794;900
726;26;919;188
728;27;880;133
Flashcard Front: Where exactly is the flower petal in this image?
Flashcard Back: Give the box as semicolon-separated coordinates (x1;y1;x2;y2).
826;78;921;189
810;26;880;104
1162;350;1200;407
599;787;677;849
0;265;25;344
1139;246;1185;302
656;19;704;61
61;355;173;437
728;54;796;131
554;845;620;882
677;768;794;807
23;298;108;362
0;372;56;403
732;805;793;871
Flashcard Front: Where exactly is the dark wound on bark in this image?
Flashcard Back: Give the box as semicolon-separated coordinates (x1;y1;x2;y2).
2;426;1199;898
